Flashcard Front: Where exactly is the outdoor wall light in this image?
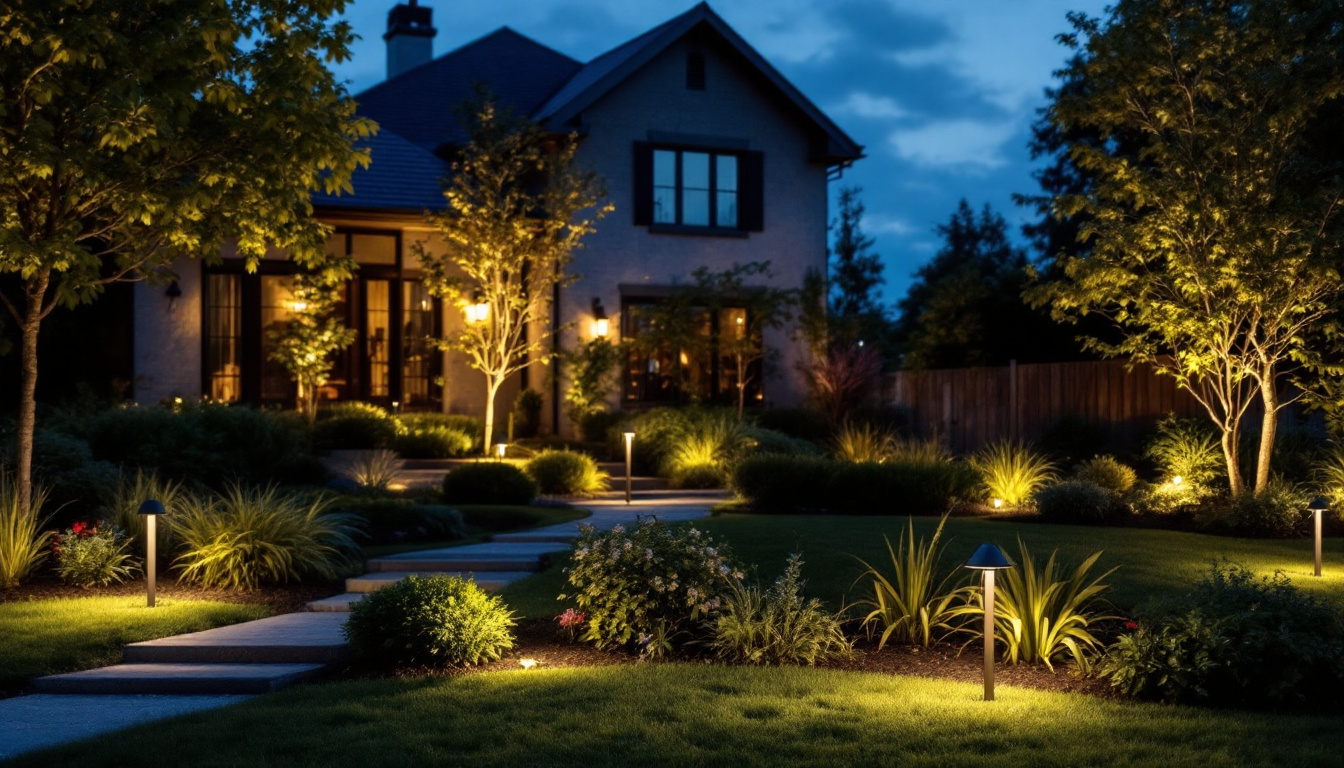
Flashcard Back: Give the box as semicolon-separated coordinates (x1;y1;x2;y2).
591;297;609;338
138;499;167;608
164;281;182;303
623;431;636;505
465;294;489;323
1308;496;1330;577
964;542;1014;702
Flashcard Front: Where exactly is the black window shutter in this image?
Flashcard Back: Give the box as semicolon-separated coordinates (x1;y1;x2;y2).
739;151;764;231
632;142;653;226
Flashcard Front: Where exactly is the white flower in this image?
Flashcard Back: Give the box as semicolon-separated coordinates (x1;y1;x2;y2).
623;541;633;550
611;524;625;535
645;548;653;560
686;587;699;600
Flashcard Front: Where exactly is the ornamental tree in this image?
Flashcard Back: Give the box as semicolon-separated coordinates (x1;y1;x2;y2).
268;257;358;423
420;94;610;452
1029;0;1344;496
0;0;373;513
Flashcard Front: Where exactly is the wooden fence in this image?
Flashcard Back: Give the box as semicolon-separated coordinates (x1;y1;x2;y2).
885;359;1208;453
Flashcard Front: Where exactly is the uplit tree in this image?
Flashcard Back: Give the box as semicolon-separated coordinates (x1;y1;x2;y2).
420;94;610;452
268;257;358;423
0;0;372;513
1029;0;1344;496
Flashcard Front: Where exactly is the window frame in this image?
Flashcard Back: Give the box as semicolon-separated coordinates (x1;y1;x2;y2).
620;296;764;406
634;140;763;236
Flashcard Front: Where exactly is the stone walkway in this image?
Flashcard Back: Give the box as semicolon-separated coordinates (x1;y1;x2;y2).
0;491;722;760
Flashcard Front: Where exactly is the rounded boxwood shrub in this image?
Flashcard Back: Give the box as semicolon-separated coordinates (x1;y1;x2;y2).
394;426;474;459
314;402;399;451
671;463;725;489
524;450;608;497
344;574;516;667
1202;479;1307;537
442;462;537;505
1074;455;1138;494
1034;480;1127;524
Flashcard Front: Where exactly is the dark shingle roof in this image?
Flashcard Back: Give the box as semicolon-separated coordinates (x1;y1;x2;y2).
355;28;582;154
312;129;446;212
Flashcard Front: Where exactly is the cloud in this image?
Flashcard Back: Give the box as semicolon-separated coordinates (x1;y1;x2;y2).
864;212;916;236
831;92;908;120
887;119;1020;170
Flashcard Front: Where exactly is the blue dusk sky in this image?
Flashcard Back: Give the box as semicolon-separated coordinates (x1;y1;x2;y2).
329;0;1110;305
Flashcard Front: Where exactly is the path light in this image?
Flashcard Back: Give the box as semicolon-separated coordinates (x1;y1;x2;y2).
496;443;507;462
138;500;167;608
1309;496;1330;577
591;297;609;338
992;498;1003;510
623;431;636;505
964;542;1015;702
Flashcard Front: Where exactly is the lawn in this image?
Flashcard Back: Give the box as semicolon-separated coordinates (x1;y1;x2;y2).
0;596;270;689
10;665;1342;768
501;514;1344;618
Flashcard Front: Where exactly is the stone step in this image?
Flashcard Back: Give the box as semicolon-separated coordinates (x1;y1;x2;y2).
307;593;367;612
365;541;569;573
344;571;532;594
491;530;580;543
122;612;348;665
31;664;325;695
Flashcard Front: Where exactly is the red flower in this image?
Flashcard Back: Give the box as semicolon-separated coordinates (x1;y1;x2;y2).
1124;620;1139;630
71;522;88;536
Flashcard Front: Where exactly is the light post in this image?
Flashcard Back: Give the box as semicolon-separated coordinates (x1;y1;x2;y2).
623;431;635;504
1309;496;1329;577
964;542;1014;701
138;499;167;607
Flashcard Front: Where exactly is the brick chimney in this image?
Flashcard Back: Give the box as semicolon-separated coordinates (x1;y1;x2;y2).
385;1;436;80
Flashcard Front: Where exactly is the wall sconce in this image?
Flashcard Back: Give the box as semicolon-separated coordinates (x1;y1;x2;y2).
465;293;489;324
591;297;609;338
164;280;182;306
964;542;1015;702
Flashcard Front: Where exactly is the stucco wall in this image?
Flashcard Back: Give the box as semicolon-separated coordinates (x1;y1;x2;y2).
133;257;203;404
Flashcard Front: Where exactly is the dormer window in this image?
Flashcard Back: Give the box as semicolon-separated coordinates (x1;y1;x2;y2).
687;51;706;90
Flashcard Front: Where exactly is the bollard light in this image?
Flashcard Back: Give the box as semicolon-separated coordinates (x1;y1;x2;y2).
138;499;167;607
623;431;636;505
964;542;1015;701
1309;496;1330;577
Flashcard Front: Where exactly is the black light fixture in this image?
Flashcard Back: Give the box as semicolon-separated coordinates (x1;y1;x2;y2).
964;543;1015;701
591;297;609;338
164;280;182;304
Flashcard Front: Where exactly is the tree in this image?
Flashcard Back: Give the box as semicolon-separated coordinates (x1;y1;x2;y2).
827;187;894;356
0;0;372;514
563;336;623;431
268;257;358;424
420;94;610;452
1029;0;1344;496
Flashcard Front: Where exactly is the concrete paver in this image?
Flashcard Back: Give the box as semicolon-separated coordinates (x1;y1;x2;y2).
31;664;324;695
0;694;250;760
123;611;348;664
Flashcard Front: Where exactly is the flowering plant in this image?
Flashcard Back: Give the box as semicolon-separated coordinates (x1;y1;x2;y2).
560;520;742;657
556;608;587;641
52;522;138;588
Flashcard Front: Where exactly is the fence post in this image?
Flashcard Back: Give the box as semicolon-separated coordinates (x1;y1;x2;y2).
1009;359;1018;441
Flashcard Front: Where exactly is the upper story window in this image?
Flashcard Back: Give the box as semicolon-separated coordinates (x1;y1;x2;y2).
634;141;764;234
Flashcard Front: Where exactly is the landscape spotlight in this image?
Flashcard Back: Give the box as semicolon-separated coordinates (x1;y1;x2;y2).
138;499;167;607
964;542;1014;701
1309;496;1330;577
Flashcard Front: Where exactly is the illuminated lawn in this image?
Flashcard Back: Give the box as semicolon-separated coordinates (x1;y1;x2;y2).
11;665;1341;767
502;514;1344;618
0;596;269;688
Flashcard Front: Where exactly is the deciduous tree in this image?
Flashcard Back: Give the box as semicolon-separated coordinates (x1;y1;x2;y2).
268;257;358;424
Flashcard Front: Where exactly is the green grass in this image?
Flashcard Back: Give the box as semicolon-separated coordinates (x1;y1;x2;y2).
364;505;589;559
11;665;1342;767
502;515;1344;619
0;596;270;687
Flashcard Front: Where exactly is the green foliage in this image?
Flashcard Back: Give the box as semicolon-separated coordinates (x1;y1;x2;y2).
335;450;403;492
831;421;893;463
345;574;516;667
266;259;358;422
953;542;1116;672
970;441;1057;508
27;428;119;519
0;472;52;588
170;485;360;590
731;455;834;512
1201;479;1308;538
326;498;467;545
441;463;537;505
563;339;622;429
663;412;753;487
561;521;741;656
107;469;183;553
393;425;475;459
741;427;818;457
1098;564;1344;708
1039;414;1108;466
513;389;544;440
754;408;831;444
578;410;625;443
856;516;970;648
1316;444;1344;515
705;554;850;665
53;523;138;588
886;437;952;466
1145;415;1223;487
731;455;978;515
1074;455;1137;494
670;464;727;490
314;403;399;451
525;450;608;497
1034;481;1128;525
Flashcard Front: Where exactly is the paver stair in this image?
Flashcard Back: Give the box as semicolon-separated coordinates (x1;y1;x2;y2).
122;612;349;665
31;664;325;695
363;541;569;574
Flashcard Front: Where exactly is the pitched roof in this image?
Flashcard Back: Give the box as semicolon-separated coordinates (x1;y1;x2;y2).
354;27;582;154
311;129;446;212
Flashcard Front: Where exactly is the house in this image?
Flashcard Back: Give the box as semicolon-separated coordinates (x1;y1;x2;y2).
132;1;863;436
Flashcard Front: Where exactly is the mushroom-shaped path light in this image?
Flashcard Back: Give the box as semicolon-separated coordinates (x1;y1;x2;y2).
963;543;1015;701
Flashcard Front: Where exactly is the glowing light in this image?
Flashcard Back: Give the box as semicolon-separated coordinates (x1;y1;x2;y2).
465;300;489;323
594;317;610;337
992;498;1003;509
1172;475;1184;486
291;300;309;312
519;658;538;670
496;443;508;461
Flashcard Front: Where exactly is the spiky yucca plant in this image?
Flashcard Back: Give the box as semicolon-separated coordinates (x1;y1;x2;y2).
970;441;1057;508
856;515;970;648
0;471;53;588
832;421;894;464
339;449;403;491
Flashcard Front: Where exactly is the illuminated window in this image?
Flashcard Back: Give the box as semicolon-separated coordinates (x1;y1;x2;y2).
622;299;762;405
206;275;241;402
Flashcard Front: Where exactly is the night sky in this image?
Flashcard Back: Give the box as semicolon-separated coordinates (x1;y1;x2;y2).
329;0;1109;304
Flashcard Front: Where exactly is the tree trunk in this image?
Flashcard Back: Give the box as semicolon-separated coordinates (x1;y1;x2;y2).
1221;425;1245;498
1255;376;1278;496
16;272;50;517
483;375;499;455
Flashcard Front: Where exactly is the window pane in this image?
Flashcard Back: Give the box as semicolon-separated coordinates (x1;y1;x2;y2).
683;189;710;226
260;276;296;401
717;191;738;228
402;281;436;406
366;280;391;397
653;186;677;224
716;155;738;192
351;233;397;265
207;275;241;403
654;150;676;187
683;152;710;190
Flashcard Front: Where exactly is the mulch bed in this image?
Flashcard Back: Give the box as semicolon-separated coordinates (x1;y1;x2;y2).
0;578;345;614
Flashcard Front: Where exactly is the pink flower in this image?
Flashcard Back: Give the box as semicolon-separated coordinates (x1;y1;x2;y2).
1124;620;1139;630
557;608;587;628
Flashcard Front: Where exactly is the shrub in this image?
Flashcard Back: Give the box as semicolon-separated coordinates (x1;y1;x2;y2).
397;413;483;446
171;485;360;589
106;469;183;553
953;542;1116;672
1145;414;1223;486
663;412;754;480
579;410;625;443
1074;455;1138;494
670;463;725;490
524;450;608;497
335;450;403;492
831;421;893;463
1201;479;1308;537
52;522;138;587
442;463;537;505
0;472;53;588
1034;481;1128;525
706;554;850;665
561;520;741;657
731;455;834;512
1097;564;1344;708
328;499;467;544
24;429;118;521
742;426;817;457
856;516;970;648
608;407;691;474
826;461;979;515
969;441;1057;508
1313;444;1344;515
754;408;830;444
887;437;951;466
1129;478;1216;516
344;574;516;667
1039;413;1108;464
513;389;544;439
393;426;474;459
314;402;399;451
